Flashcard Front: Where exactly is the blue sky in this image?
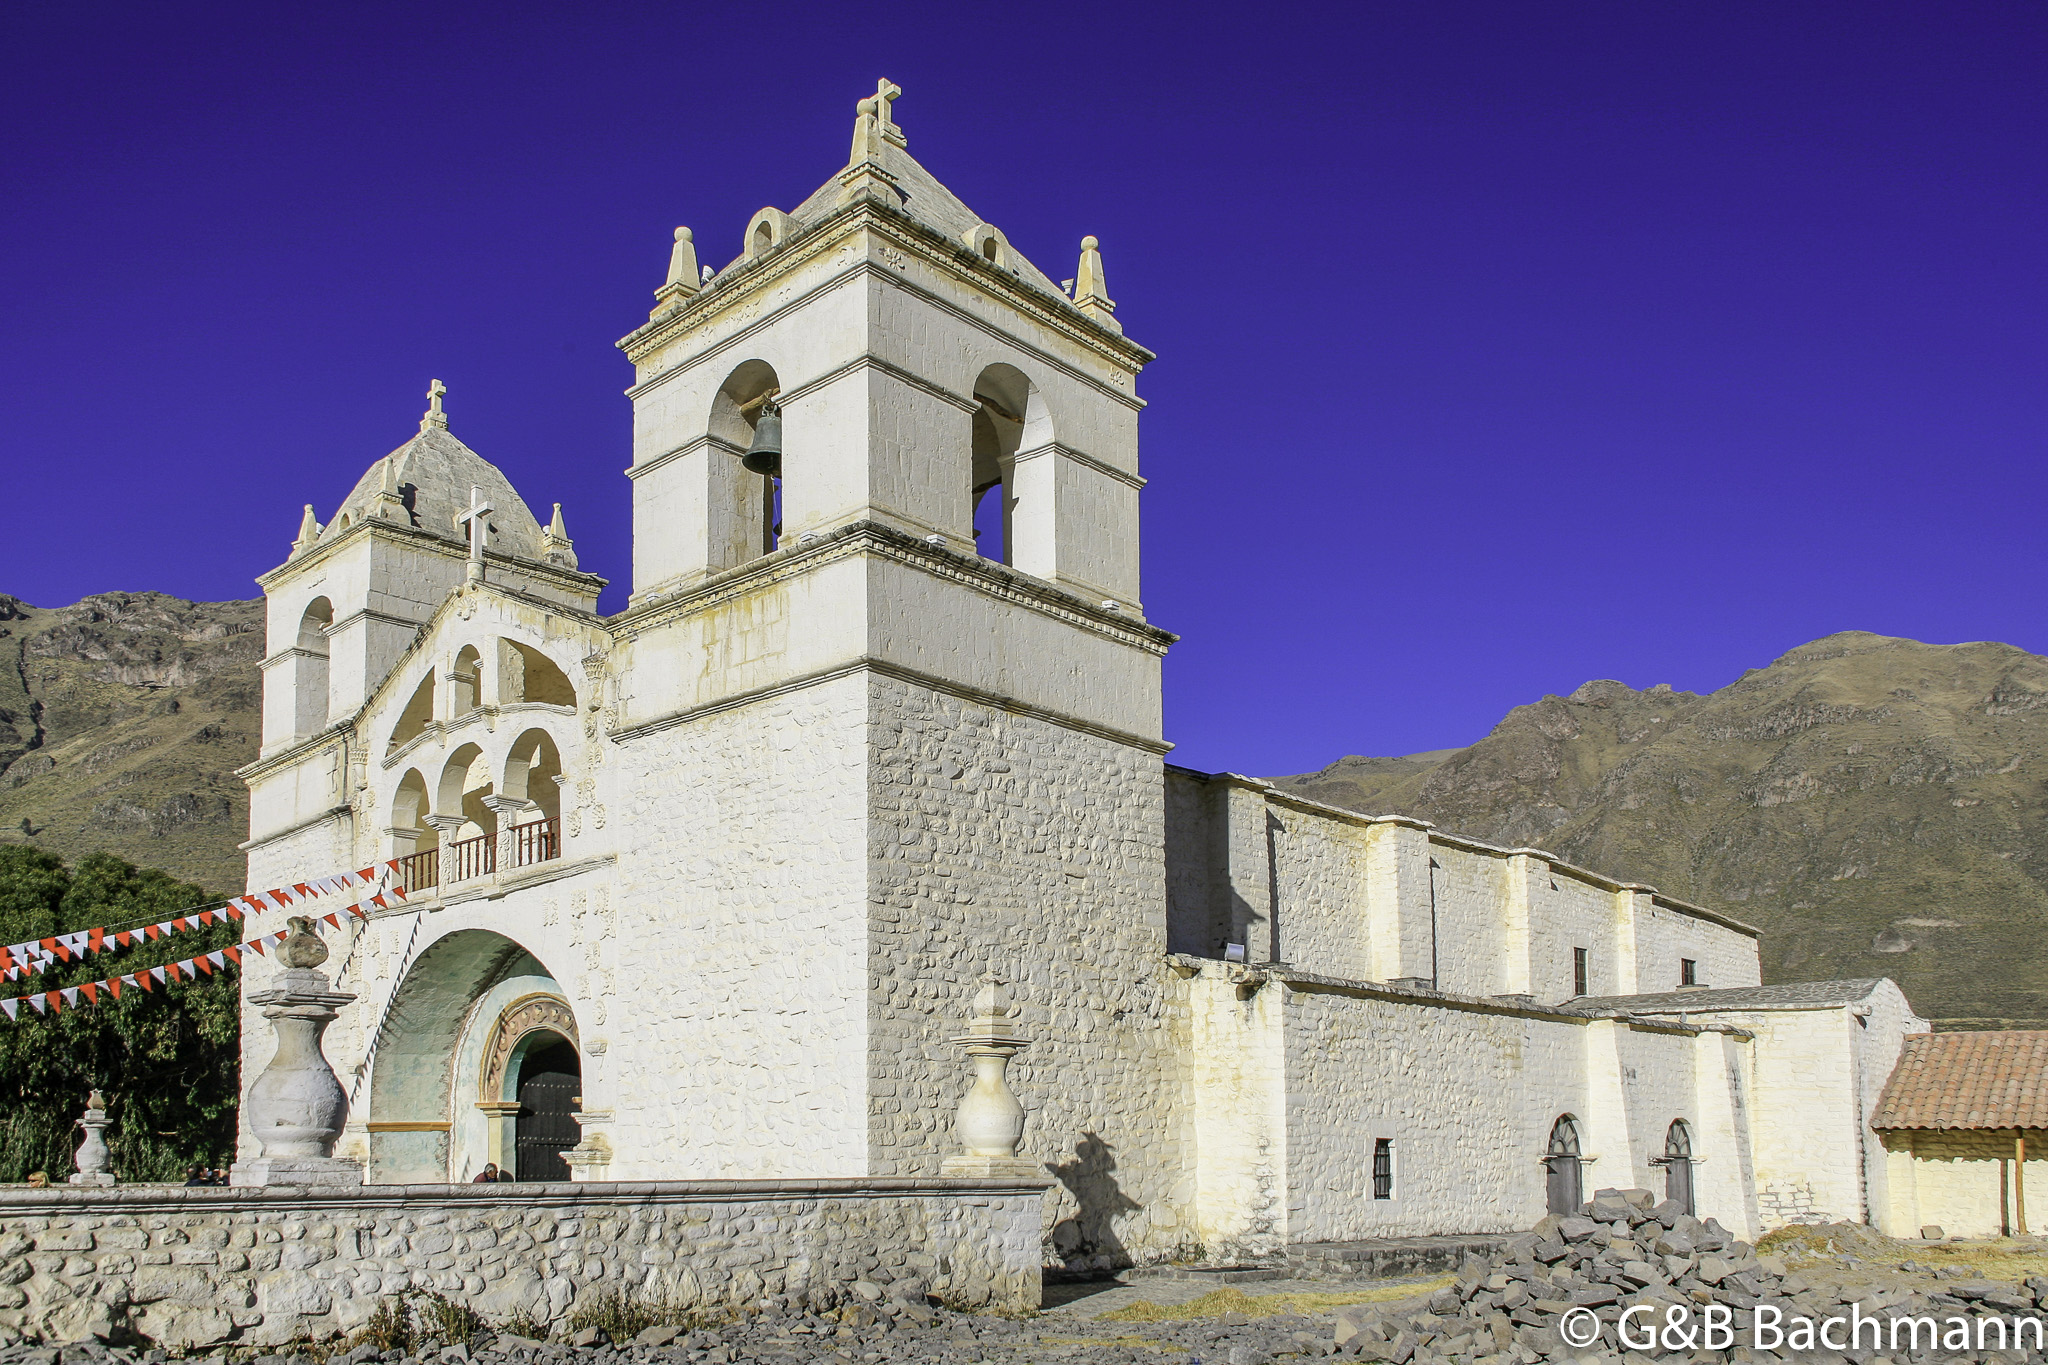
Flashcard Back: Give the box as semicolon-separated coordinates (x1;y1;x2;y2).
3;0;2043;774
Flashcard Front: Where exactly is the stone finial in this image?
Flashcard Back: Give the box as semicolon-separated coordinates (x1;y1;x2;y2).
373;456;407;522
291;504;321;557
1073;236;1120;334
651;228;701;319
69;1091;114;1186
232;918;362;1188
940;972;1038;1177
543;502;578;569
421;378;449;432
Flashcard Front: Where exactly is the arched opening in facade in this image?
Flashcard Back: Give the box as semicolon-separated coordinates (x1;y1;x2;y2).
436;742;496;882
1544;1115;1584;1215
499;640;576;708
710;360;782;564
293;598;333;738
969;365;1052;568
365;929;575;1183
501;729;563;868
1659;1119;1695;1215
450;644;483;717
390;768;437;892
386;672;436;755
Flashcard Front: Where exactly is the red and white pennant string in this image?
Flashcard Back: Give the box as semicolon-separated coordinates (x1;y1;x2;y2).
0;899;375;1023
0;859;404;982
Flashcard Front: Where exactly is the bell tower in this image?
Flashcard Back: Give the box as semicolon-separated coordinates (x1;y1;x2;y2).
602;80;1183;1221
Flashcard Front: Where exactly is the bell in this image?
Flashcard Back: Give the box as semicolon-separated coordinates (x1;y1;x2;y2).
742;399;782;476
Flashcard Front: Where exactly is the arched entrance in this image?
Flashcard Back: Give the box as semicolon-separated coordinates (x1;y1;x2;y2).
1658;1119;1695;1215
1544;1115;1583;1215
476;993;581;1182
363;929;574;1183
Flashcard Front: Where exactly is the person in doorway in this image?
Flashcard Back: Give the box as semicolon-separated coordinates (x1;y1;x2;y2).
25;1172;48;1188
183;1166;209;1186
473;1163;504;1182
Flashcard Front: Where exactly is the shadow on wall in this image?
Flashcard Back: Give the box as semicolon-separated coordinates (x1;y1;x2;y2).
1048;1132;1139;1271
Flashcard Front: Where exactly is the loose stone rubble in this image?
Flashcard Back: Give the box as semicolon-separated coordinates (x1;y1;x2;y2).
1330;1188;2048;1364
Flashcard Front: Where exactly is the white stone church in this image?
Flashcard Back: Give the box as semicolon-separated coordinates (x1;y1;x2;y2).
238;82;1925;1268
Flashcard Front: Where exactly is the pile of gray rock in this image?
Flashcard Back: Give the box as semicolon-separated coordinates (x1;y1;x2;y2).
1332;1187;2048;1364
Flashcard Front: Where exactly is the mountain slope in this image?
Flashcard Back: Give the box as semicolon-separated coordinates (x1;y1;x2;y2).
1273;631;2048;1029
0;593;262;896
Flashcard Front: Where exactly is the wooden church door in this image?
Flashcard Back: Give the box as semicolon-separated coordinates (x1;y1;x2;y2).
514;1038;582;1182
1660;1120;1694;1215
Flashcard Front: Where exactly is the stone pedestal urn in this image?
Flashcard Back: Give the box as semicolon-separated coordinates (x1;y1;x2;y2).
232;917;364;1187
69;1090;115;1186
941;973;1040;1178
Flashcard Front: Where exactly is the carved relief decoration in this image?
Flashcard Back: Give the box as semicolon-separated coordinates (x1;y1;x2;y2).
479;993;579;1101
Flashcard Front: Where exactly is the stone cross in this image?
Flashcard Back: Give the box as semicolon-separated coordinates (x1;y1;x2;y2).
868;79;900;131
455;485;493;582
424;378;447;426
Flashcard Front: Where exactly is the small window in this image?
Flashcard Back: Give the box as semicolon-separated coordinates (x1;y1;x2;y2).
1572;947;1589;998
1372;1138;1394;1201
1680;958;1699;987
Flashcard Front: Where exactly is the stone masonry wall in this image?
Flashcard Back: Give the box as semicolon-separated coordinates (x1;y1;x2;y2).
0;1180;1046;1349
863;679;1191;1272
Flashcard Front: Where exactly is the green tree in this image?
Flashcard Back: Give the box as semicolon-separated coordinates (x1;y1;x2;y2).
0;846;240;1181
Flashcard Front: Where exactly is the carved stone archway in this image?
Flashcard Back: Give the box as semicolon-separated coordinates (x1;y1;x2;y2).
480;993;579;1102
475;994;578;1177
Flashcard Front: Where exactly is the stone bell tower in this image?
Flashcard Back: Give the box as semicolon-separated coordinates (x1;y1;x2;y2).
598;83;1187;1257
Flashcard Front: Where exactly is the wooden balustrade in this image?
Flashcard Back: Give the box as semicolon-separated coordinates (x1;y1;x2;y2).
509;817;560;869
444;831;496;883
396;848;438;894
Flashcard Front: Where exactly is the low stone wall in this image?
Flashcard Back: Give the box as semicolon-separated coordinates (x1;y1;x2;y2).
0;1177;1049;1348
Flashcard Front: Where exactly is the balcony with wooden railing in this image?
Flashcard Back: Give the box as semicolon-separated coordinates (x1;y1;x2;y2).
508;817;560;870
443;831;496;884
393;816;561;896
396;847;439;895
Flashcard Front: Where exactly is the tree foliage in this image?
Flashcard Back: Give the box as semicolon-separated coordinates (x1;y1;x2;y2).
0;846;239;1181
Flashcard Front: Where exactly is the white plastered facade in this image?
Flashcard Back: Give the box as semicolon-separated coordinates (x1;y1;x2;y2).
239;90;1927;1268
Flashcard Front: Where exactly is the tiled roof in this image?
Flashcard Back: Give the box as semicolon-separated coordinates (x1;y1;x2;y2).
1873;1031;2048;1131
1574;980;1887;1013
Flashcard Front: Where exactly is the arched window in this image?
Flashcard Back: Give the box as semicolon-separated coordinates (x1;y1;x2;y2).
970;364;1053;572
437;743;496;882
387;672;436;755
1658;1119;1695;1215
710;360;783;564
498;640;576;708
293;598;332;738
501;729;563;868
391;769;436;891
1544;1115;1583;1215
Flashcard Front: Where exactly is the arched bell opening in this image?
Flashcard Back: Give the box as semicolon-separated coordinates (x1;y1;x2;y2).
710;360;783;564
450;644;483;717
364;930;571;1183
293;598;333;738
970;364;1052;569
500;729;563;868
390;768;438;892
386;671;436;755
435;742;496;882
1544;1114;1584;1215
499;639;576;708
1657;1118;1695;1215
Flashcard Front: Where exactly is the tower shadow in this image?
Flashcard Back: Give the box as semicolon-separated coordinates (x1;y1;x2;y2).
1047;1131;1140;1273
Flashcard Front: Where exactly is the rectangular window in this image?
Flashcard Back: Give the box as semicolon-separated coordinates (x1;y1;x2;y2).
1680;958;1698;987
1372;1138;1394;1200
1572;947;1588;997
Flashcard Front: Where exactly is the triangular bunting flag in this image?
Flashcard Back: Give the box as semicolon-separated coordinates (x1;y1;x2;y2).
223;946;243;965
0;999;15;1020
322;913;340;929
29;995;48;1014
151;966;168;985
134;971;154;992
207;951;226;969
80;982;98;1004
60;987;78;1007
106;978;121;1000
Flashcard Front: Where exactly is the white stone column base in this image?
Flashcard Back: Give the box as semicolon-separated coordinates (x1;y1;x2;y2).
66;1172;116;1187
939;1155;1044;1179
231;1157;365;1188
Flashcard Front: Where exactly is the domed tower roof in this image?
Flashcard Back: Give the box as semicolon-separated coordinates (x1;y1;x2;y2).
319;383;549;562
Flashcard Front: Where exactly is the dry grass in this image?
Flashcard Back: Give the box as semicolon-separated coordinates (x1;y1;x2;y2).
1758;1221;2048;1284
1096;1276;1454;1324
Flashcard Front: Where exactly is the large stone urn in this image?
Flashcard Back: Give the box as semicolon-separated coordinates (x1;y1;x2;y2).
231;917;364;1187
941;972;1040;1177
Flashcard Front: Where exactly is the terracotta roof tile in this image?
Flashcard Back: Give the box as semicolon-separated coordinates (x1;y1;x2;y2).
1873;1030;2048;1131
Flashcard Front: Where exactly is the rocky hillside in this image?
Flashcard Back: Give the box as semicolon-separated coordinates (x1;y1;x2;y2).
0;593;262;896
1274;632;2048;1030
